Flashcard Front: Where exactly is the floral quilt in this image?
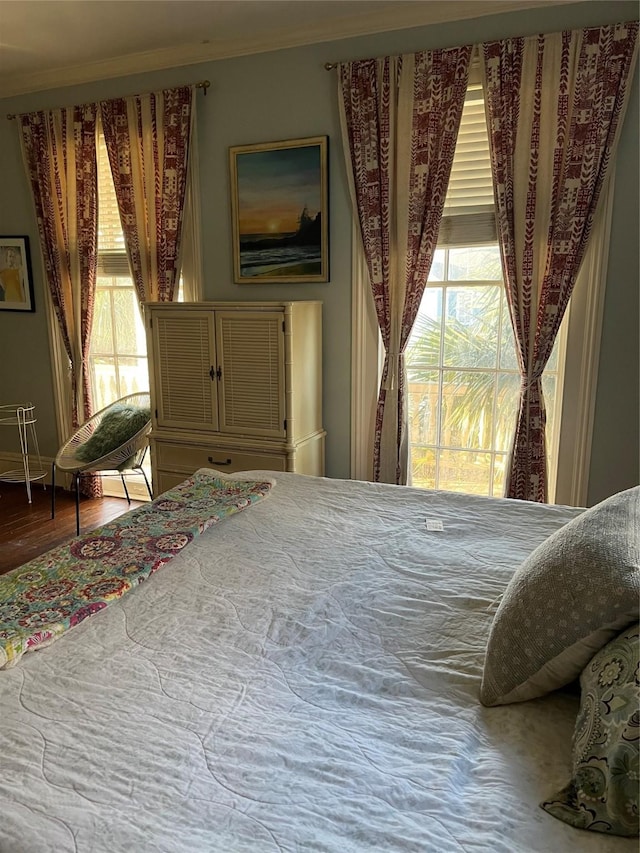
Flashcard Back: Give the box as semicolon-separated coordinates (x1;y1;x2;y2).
0;470;273;669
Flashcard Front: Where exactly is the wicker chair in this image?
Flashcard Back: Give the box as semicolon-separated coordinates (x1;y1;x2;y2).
51;392;153;535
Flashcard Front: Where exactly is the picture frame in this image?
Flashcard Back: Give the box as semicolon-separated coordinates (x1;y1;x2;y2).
229;136;329;284
0;236;35;312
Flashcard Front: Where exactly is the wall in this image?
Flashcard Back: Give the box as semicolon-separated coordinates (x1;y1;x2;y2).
587;60;639;505
0;0;637;500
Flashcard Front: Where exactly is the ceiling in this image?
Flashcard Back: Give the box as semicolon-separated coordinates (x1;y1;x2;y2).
0;0;582;97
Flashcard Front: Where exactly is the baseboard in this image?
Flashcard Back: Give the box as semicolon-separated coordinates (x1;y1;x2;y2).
0;452;151;501
0;451;54;487
98;473;152;502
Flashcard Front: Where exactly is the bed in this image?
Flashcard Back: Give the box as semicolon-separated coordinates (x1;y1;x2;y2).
0;469;636;852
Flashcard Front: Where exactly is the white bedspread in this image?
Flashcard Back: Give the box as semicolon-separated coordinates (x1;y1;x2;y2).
0;471;634;852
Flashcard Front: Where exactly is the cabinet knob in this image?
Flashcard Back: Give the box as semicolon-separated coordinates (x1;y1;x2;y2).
208;456;232;466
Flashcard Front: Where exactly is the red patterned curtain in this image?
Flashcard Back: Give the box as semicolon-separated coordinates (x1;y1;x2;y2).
482;22;638;502
338;48;472;484
19;105;101;496
19;106;98;430
100;86;194;304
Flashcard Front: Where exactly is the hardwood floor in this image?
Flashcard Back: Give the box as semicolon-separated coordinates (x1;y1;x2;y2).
0;482;143;576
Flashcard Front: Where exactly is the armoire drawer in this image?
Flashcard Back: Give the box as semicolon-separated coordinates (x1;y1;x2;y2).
155;440;288;474
155;470;192;495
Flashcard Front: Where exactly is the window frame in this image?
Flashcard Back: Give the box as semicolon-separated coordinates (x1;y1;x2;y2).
46;120;202;496
349;89;614;505
406;243;558;498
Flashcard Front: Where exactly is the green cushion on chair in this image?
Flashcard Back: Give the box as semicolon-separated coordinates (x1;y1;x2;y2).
75;404;150;464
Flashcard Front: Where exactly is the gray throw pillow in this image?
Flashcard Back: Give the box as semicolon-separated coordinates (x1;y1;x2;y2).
541;623;639;837
480;486;639;707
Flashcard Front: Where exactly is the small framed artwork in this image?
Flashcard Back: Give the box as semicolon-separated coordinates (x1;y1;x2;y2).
230;136;329;284
0;236;35;312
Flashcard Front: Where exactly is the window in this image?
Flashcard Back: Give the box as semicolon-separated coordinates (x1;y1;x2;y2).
91;131;149;413
350;76;566;497
88;132;153;498
89;128;201;497
406;245;561;496
91;127;202;414
404;82;563;498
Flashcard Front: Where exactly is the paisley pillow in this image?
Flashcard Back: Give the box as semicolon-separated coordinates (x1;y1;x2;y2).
541;623;640;837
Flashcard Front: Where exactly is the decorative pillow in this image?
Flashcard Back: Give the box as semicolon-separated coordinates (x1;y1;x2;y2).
480;486;639;707
541;623;640;837
75;404;150;464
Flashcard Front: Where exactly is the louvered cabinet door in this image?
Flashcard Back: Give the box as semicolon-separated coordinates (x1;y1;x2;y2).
151;310;219;431
215;311;285;438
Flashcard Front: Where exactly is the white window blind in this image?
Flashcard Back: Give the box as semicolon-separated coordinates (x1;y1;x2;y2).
96;132;131;277
438;81;497;247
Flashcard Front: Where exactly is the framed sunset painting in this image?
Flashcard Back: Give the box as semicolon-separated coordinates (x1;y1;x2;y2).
229;136;328;284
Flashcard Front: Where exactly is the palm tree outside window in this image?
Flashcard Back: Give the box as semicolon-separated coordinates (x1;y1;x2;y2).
406;244;562;497
403;81;563;498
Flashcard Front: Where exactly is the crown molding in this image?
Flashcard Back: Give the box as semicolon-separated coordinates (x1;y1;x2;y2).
0;0;579;98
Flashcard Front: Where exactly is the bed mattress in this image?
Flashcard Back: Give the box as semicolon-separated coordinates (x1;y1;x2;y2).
0;471;634;852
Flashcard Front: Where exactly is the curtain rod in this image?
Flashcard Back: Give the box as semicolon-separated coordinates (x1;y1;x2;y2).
324;49;479;71
6;79;210;120
324;19;637;71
